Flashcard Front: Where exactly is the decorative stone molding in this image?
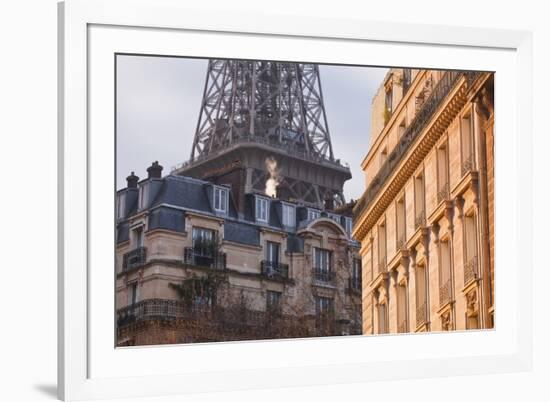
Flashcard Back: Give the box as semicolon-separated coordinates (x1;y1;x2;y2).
441;310;453;331
444;200;455;234
455;196;465;220
431;222;440;244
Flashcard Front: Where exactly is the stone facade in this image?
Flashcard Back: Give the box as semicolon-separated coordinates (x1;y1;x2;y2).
353;68;494;334
116;165;362;346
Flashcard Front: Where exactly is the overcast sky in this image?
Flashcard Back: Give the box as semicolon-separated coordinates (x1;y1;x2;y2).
116;55;388;200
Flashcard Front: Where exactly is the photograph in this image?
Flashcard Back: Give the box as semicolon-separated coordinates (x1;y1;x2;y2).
114;56;494;346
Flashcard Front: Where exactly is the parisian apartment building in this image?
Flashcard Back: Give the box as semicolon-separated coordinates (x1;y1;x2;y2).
115;60;364;346
352;68;495;334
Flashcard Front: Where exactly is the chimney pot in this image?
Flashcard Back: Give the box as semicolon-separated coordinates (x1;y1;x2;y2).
147;161;163;179
126;171;139;188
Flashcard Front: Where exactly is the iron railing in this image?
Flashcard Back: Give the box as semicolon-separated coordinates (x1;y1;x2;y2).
184;247;226;270
122;247;147;271
416;301;428;327
312;267;336;285
464;255;478;286
261;260;290;279
353;71;481;223
437;182;450;204
415;210;426;230
461;154;474;176
439;279;452;307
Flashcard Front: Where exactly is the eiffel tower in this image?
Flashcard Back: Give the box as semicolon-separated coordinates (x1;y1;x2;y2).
173;59;352;214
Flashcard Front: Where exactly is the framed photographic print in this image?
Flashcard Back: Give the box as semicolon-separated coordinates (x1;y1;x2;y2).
58;0;533;400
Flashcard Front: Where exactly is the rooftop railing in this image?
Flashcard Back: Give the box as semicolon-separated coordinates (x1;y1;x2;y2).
353;71;482;224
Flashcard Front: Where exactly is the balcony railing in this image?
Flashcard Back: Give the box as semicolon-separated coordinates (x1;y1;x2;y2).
261;260;289;279
461;154;474;176
347;277;362;293
439;279;452;306
353;71;482;223
122;247;147;271
437;182;450;204
415;210;426;230
416;301;428;327
464;255;478;286
312;267;336;285
396;234;406;250
184;247;226;270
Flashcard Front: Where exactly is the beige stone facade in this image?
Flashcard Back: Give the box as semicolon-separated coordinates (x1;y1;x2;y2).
353;68;494;334
116;172;362;345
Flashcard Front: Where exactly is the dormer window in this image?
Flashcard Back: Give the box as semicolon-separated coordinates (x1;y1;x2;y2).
213;186;228;213
344;217;353;235
328;213;340;223
138;183;149;210
255;196;269;223
282;203;295;227
116;192;126;220
308;209;321;221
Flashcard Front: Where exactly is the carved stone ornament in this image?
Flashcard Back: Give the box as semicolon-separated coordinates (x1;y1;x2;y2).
441;310;452;331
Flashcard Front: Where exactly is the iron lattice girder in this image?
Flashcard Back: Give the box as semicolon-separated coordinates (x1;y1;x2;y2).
191;60;334;162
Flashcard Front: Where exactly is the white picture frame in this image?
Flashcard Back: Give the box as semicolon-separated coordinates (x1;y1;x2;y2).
58;0;533;400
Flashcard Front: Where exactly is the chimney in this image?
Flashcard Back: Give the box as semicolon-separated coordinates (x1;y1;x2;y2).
126;171;139;188
324;192;334;211
147;161;163;179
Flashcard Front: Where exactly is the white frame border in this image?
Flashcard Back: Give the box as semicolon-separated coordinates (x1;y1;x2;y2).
58;0;533;400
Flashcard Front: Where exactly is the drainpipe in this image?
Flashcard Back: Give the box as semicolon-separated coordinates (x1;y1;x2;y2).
473;87;493;329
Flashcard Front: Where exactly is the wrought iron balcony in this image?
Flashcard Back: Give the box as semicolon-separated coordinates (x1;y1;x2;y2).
122;247;147;271
464;255;478;286
117;298;186;327
396;234;406;250
312;267;336;285
439;279;452;307
183;247;226;270
415;210;426;230
261;260;290;279
353;71;482;224
437;182;450;204
461;154;474;176
416;301;428;327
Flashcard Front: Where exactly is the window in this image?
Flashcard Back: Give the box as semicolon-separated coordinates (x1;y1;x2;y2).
281;203;295;227
307;209;321;221
416;264;428;326
213;186;228;213
343;217;353;236
133;227;143;249
377;223;387;272
128;282;138;306
116;192;126;220
255;196;269;222
461;113;474;174
439;239;452;306
378;303;388;333
328;213;340;223
315;296;334;316
414;172;425;229
437;142;449;202
397;284;408;333
351;258;362;290
266;241;280;265
266;290;282;311
463;213;478;284
314;248;331;273
396;197;406;249
192;227;215;256
138;183;148;210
